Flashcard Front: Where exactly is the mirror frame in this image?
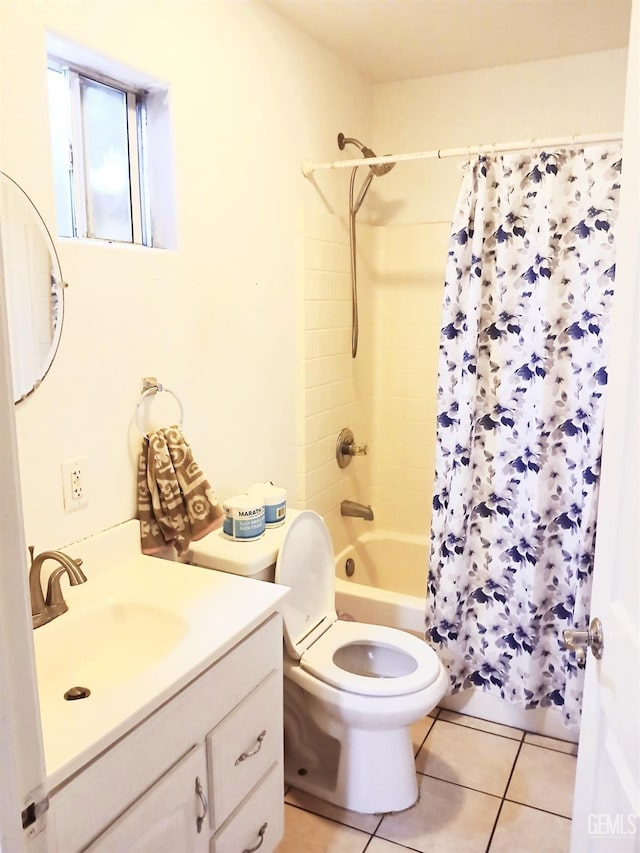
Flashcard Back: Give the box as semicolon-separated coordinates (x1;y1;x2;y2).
0;171;66;404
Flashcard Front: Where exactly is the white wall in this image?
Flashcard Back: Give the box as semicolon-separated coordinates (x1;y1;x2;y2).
300;209;374;554
0;0;629;565
302;49;628;550
0;0;371;553
372;49;628;225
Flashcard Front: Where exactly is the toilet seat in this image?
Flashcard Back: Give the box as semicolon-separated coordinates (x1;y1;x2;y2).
275;510;338;659
300;618;442;697
275;510;441;697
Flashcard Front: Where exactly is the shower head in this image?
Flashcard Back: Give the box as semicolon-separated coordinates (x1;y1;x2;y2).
369;159;395;177
337;132;395;176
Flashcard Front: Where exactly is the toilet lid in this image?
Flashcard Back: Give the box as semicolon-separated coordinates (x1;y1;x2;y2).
300;619;443;697
275;510;337;659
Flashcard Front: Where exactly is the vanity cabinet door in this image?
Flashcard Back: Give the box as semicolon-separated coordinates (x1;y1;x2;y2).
87;745;210;853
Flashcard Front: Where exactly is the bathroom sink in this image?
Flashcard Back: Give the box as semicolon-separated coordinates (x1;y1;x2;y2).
31;525;289;789
34;599;188;701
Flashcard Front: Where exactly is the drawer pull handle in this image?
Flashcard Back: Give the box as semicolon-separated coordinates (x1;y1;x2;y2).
195;776;208;833
243;821;267;853
235;730;267;765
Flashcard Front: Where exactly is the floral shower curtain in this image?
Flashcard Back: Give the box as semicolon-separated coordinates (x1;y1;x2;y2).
426;145;622;730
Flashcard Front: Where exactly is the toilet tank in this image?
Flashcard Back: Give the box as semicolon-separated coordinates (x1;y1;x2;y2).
185;508;303;581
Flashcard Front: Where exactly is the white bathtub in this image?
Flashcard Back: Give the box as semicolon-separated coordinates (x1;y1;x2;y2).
334;530;576;742
335;531;428;637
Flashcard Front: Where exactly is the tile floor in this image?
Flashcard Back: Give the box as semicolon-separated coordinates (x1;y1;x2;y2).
276;707;578;853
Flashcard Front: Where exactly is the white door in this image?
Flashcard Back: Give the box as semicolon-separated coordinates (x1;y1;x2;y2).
570;0;640;848
0;219;49;847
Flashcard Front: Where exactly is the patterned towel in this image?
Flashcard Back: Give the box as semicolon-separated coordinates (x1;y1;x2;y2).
137;425;223;555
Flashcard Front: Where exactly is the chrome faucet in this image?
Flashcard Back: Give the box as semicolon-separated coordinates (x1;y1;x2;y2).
341;500;374;521
28;547;87;629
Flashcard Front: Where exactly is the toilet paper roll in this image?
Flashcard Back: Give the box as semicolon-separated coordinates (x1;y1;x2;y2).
222;495;265;540
247;482;287;527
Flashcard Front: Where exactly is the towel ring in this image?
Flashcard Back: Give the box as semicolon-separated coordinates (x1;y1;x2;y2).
136;381;184;437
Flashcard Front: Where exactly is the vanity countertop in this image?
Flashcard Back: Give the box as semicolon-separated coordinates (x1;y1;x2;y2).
32;521;289;790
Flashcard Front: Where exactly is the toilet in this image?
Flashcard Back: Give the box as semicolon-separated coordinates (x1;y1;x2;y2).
185;508;448;815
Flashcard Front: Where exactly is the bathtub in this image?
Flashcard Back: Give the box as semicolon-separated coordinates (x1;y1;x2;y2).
334;530;576;742
334;530;428;637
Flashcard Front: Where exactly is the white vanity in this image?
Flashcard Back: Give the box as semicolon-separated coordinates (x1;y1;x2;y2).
32;522;288;852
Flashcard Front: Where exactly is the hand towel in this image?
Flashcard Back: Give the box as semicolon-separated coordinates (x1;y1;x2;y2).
137;425;223;555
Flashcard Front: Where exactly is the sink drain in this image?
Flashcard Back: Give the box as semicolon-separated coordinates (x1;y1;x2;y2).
64;686;91;701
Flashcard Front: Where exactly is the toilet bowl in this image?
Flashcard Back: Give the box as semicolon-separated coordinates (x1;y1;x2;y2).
274;510;447;814
185;508;447;814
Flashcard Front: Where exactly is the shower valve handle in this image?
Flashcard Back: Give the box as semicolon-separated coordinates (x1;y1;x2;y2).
336;428;368;468
345;442;368;456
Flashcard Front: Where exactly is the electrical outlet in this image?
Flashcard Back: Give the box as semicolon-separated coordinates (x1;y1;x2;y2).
61;458;88;511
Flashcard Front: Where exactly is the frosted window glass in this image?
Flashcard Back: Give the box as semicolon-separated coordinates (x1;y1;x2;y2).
80;78;133;242
47;68;74;238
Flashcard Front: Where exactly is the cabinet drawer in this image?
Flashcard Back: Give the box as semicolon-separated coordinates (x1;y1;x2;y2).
210;763;284;853
208;670;282;829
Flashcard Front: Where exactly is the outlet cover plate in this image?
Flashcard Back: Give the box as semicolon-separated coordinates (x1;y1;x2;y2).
61;458;87;511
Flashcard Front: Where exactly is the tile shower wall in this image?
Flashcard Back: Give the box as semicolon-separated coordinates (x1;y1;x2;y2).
301;207;374;556
301;209;450;548
369;222;451;537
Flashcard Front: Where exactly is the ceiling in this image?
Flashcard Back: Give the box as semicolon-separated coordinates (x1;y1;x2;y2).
265;0;632;83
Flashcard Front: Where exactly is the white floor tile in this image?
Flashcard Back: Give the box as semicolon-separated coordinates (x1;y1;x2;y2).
375;774;501;853
489;800;572;852
411;714;436;754
416;719;521;796
506;743;577;818
439;709;524;741
367;838;418;853
523;732;578;756
276;804;370;853
284;787;381;833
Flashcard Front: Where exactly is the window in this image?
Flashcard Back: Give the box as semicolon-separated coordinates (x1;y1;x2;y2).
46;36;175;249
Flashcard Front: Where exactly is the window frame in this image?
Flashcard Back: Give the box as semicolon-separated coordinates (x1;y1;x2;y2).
47;57;151;247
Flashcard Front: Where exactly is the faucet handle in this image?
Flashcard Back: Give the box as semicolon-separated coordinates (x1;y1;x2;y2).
347;443;368;456
336;428;369;468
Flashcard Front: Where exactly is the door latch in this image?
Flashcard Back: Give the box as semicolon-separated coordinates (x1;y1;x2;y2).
563;617;604;667
21;786;49;838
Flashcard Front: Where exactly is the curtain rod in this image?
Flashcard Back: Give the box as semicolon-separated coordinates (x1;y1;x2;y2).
301;131;623;178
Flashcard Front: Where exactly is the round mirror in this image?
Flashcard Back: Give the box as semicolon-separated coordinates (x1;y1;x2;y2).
0;172;65;403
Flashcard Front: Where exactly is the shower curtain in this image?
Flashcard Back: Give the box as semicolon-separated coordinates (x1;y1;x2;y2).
426;145;622;730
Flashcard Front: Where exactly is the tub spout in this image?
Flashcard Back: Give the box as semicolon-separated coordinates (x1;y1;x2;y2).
341;500;374;521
